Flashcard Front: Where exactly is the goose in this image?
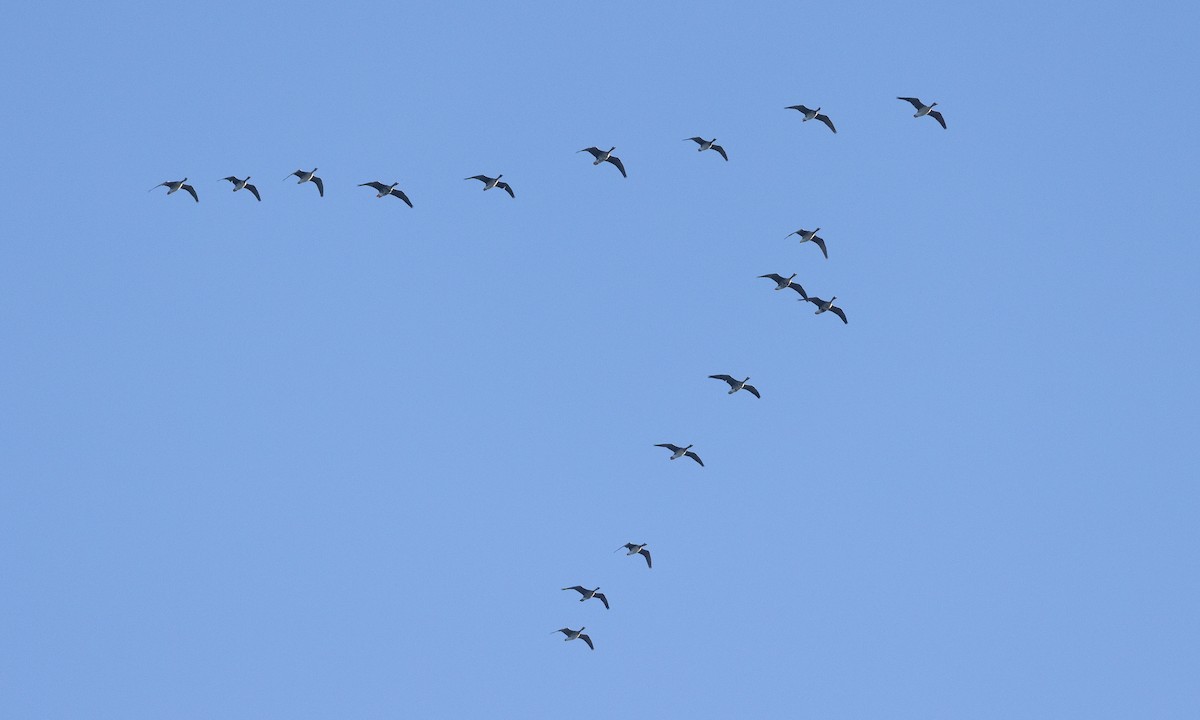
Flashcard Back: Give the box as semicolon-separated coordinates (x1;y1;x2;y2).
358;181;413;207
786;105;837;134
898;97;946;129
149;178;198;202
785;228;829;259
221;176;260;201
552;627;594;650
803;296;848;324
616;543;653;568
758;273;808;298
654;443;703;467
285;168;324;197
562;586;609;609
709;374;761;398
578;147;627;177
685;137;728;161
466;174;515;198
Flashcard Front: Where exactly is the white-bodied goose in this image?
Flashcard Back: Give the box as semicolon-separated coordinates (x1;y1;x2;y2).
553;627;594;650
616;543;653;568
562;586;609;609
898;97;946;129
359;181;413;207
685;137;728;161
654;443;703;467
758;273;808;299
786;105;837;134
466;174;515;198
578;147;627;177
149;178;198;203
804;296;848;324
221;176;260;201
285;168;324;197
709;374;761;398
786;228;829;259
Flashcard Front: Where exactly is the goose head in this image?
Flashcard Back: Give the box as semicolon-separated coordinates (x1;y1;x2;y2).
787;273;796;281
684;444;693;451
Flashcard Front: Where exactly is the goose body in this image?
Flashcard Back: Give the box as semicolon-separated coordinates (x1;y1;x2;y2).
578;146;627;177
466;174;515;198
709;374;761;398
685;137;728;161
617;543;653;568
654;443;703;467
786;104;837;134
553;627;594;650
221;176;260;201
150;178;198;203
804;296;848;324
359;181;413;207
758;273;807;299
898;97;946;129
286;168;324;196
562;586;609;609
786;228;829;259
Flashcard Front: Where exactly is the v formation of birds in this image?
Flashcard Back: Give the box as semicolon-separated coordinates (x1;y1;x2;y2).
152;97;946;650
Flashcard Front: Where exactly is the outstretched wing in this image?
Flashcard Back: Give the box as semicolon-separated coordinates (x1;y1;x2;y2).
182;184;199;203
817;114;837;133
562;586;586;595
312;176;324;197
605;155;627;178
929;110;947;129
639;548;653;568
580;633;594;650
222;176;239;184
685;452;703;468
787;104;815;114
758;273;786;284
805;296;826;307
830;306;848;324
709;374;736;386
898;96;924;110
245;183;261;201
595;592;609;609
655;443;683;453
497;181;515;198
712;144;728;161
392;189;413;207
810;236;828;259
579;147;603;158
785;283;807;299
360;181;388;192
466;175;489;183
743;384;761;399
686;137;705;144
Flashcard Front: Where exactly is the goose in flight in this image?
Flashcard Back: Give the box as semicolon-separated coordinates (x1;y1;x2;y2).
685;137;728;161
578;147;627;177
616;543;653;568
758;273;808;299
785;228;828;259
285;168;324;197
709;374;761;398
654;443;703;467
553;627;594;650
221;176;260;201
466;174;515;198
562;586;609;609
786;105;837;134
898;97;946;129
803;296;848;324
358;181;413;207
149;178;198;203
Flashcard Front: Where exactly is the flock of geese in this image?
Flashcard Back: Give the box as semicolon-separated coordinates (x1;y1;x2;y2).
151;97;947;651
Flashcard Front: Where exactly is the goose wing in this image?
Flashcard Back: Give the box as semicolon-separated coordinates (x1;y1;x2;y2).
816;114;837;133
805;296;826;307
829;306;848;324
743;384;761;399
787;104;815;114
579;633;594;650
496;181;515;198
929;110;947;129
686;137;705;145
758;273;786;284
148;181;169;192
245;183;261;201
360;181;388;193
685;452;704;467
562;586;586;595
638;548;653;567
898;97;925;110
391;188;413;207
595;592;609;609
711;144;728;161
655;443;683;453
466;175;491;183
182;184;199;203
810;236;829;259
222;176;239;184
311;176;324;197
785;283;808;299
709;374;737;387
579;147;603;159
605;155;627;178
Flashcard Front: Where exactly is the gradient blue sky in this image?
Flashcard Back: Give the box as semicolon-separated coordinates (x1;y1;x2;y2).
3;2;1198;718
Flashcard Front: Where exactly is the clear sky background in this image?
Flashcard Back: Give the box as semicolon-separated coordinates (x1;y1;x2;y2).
2;2;1198;718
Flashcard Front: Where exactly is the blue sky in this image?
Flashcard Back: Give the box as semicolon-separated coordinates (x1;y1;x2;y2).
2;2;1198;718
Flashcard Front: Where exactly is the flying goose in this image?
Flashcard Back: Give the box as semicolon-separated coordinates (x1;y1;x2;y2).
709;374;761;398
654;443;703;467
685;137;728;161
553;627;594;650
898;97;946;129
785;228;828;259
578;147;627;177
758;273;808;299
221;176;260;201
803;296;848;324
149;178;198;202
466;174;515;198
616;543;653;568
786;105;837;134
562;586;609;609
285;168;324;197
358;181;413;207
